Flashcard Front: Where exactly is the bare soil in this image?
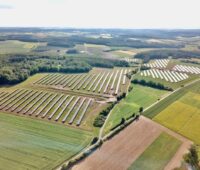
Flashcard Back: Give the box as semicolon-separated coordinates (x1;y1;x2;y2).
72;116;192;170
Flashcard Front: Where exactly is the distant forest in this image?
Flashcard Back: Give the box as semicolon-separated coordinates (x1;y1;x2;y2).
135;49;200;62
1;28;200;85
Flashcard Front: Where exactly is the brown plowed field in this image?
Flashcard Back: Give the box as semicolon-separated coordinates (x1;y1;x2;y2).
72;116;192;170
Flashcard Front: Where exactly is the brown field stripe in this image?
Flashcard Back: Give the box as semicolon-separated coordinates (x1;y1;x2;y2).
0;89;19;103
93;72;106;92
55;74;70;85
28;93;50;115
68;75;83;87
48;95;69;120
5;90;31;111
72;74;87;90
122;69;127;85
69;98;86;124
0;89;21;106
103;72;114;93
55;96;75;121
62;75;76;87
59;74;73;85
0;92;8;98
76;98;92;126
62;97;80;123
98;72;110;93
111;70;119;90
17;91;41;114
41;74;60;85
115;69;123;95
83;74;96;89
76;75;90;90
49;74;64;85
0;90;28;110
41;94;64;118
88;73;101;91
34;74;51;84
10;90;35;112
14;91;38;113
36;74;55;84
35;94;57;117
22;92;46;114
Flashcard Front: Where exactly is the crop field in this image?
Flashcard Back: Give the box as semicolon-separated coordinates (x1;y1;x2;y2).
72;116;188;170
140;69;189;83
103;84;167;134
0;88;99;128
34;68;131;96
153;92;200;145
142;80;200;155
0;40;40;54
128;133;181;170
0;112;92;170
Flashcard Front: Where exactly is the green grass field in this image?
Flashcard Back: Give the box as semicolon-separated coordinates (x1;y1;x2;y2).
0;112;92;170
103;84;167;134
128;133;181;170
0;40;40;54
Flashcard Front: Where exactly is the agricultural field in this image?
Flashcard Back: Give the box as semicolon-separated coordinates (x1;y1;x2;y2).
143;80;200;153
153;91;200;145
34;68;131;96
0;87;104;130
103;84;167;134
0;112;92;170
0;40;40;54
1;28;200;170
72;116;190;170
128;133;181;170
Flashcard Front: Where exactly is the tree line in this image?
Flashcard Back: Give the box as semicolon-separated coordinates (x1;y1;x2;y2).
132;79;173;91
0;55;129;85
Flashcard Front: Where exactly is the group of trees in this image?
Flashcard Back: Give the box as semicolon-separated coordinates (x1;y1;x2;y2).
135;49;200;63
93;102;116;127
0;55;129;85
132;79;173;91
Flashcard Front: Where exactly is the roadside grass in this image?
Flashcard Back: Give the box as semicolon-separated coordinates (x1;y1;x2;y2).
103;84;167;135
128;132;181;170
0;112;92;170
